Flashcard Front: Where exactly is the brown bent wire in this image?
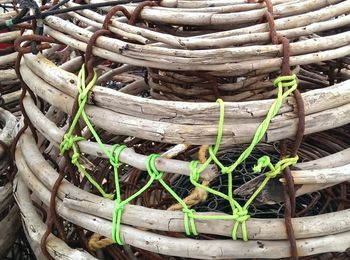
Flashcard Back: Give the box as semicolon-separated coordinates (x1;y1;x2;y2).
11;34;59;158
13;34;67;258
102;6;131;30
262;1;306;258
11;45;38;161
40;155;71;259
42;27;117;256
14;34;57;54
102;1;158;31
128;1;158;25
42;2;170;254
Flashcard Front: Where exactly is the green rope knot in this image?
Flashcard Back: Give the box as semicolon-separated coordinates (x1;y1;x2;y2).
189;160;200;182
112;200;126;245
59;134;84;155
253;155;271;173
146;154;163;180
273;74;297;88
254;155;299;179
78;87;89;105
233;208;250;223
232;208;250;241
109;144;127;169
182;208;198;236
71;151;81;165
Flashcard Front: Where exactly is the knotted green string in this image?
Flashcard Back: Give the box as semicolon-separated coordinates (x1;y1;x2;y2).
110;144;127;245
148;154;198;236
59;65;112;199
63;64;299;243
189;74;299;241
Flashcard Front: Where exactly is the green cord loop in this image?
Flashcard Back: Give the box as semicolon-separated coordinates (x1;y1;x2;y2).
59;65;111;199
71;151;80;165
62;64;300;243
183;208;198;236
189;161;200;182
253;156;271;173
110;144;127;169
273;74;297;88
232;208;250;241
111;144;127;245
112;200;126;245
59;134;84;155
253;155;298;179
146;154;163;180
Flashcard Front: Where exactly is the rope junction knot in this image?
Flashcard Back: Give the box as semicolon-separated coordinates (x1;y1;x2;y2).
59;134;84;155
254;155;299;179
146;154;163;180
273;74;297;88
61;61;300;245
112;200;126;245
109;144;127;169
182;208;198;236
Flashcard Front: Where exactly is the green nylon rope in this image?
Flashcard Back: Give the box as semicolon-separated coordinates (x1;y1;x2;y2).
62;64;299;243
189;74;299;241
59;65;113;199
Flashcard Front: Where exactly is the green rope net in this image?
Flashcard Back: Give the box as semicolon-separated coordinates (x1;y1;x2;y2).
59;65;299;244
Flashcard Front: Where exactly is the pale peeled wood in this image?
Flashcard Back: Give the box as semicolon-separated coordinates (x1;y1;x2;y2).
22;89;350;191
23;53;350;124
1;90;21;105
13;177;97;260
19;60;350;145
0;31;20;43
0;52;17;67
15;141;350;259
87;0;342;26
69;1;350;49
0;107;17;158
21;95;217;180
42;13;350;71
17;131;350;241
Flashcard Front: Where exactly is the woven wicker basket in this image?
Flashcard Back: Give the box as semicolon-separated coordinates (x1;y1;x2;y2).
10;0;350;259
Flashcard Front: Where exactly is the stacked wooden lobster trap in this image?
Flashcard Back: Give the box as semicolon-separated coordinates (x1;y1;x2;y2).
1;0;350;259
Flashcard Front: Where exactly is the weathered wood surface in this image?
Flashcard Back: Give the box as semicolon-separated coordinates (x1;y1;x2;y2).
0;52;17;67
22;91;350;197
14;177;97;260
1;90;21;105
86;0;343;26
17;131;350;241
44;15;350;62
43;21;350;71
0;108;17;158
0;31;20;43
22;53;350;122
16;138;350;259
22;95;217;180
71;1;350;49
20;58;350;145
